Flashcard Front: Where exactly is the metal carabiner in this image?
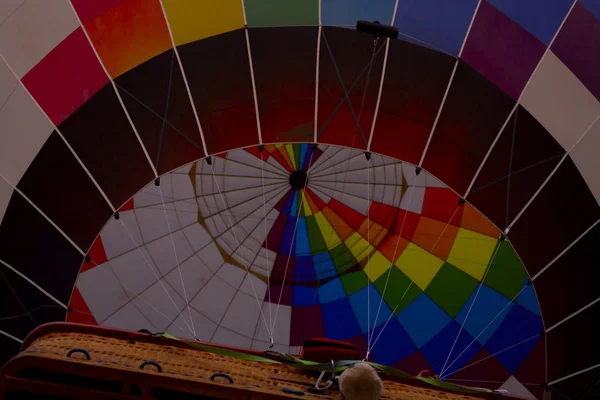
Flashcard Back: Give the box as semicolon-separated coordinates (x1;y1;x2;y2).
314;360;336;391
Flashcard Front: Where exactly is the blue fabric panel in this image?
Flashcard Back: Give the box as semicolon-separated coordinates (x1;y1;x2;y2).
349;285;393;334
485;304;543;373
289;190;299;216
516;284;541;316
420;321;482;375
318;277;346;303
280;216;297;255
295;218;312;256
368;318;417;365
394;0;479;55
313;252;338;280
282;190;295;215
455;285;513;345
487;0;573;45
322;297;362;340
293;285;319;306
398;293;451;348
294;255;315;282
299;144;307;170
581;0;600;20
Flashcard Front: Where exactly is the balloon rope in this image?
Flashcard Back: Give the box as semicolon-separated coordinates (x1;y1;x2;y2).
439;238;504;376
271;149;315;336
366;153;371;356
260;148;273;342
157;182;197;339
207;161;273;339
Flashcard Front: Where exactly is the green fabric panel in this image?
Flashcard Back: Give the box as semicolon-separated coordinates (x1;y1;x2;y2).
294;144;301;170
484;241;528;299
425;263;479;318
330;242;356;273
244;0;319;27
341;270;368;295
306;216;328;253
374;267;421;314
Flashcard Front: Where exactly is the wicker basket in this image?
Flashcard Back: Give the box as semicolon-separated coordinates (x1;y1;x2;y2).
0;323;515;400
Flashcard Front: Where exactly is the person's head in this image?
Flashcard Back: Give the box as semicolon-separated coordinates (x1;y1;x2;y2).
338;362;383;400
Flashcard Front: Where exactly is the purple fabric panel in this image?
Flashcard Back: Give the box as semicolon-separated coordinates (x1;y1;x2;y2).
461;1;546;99
552;3;600;101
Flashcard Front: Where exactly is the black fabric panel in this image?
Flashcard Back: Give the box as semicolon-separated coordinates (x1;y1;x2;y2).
316;27;386;149
421;62;515;196
535;222;600;327
551;365;600;400
370;39;455;165
115;49;204;176
0;335;21;369
177;29;258;155
0;192;83;310
468;105;565;230
16;132;113;252
58;84;155;208
0;262;66;341
250;27;317;144
508;157;600;277
546;301;600;383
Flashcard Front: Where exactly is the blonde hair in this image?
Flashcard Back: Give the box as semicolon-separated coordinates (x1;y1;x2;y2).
338;362;383;400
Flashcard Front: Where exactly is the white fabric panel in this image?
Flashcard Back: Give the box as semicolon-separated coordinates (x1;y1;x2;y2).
135;206;181;243
499;376;535;399
134;175;174;207
191;275;235;322
220;291;261;338
521;51;600;151
212;326;252;348
103;302;156;333
196;241;224;272
164;255;214;301
174;199;199;227
0;84;52;184
109;247;158;295
239;273;267;300
0;0;24;26
145;230;194;276
100;211;143;259
400;185;425;214
77;264;130;322
171;173;195;200
0;0;78;77
216;263;246;289
403;163;427;186
0;178;13;226
255;303;291;345
182;223;212;252
425;172;446;188
168;306;218;341
569;119;600;205
0;58;18;107
131;279;186;333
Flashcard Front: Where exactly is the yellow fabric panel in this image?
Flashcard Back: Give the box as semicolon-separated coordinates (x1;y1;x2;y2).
285;144;296;169
162;0;245;46
447;228;497;281
301;193;313;216
364;251;392;283
344;232;373;264
314;211;342;249
396;243;444;290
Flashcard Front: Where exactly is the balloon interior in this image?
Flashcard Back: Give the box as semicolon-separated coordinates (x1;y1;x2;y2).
0;1;599;399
